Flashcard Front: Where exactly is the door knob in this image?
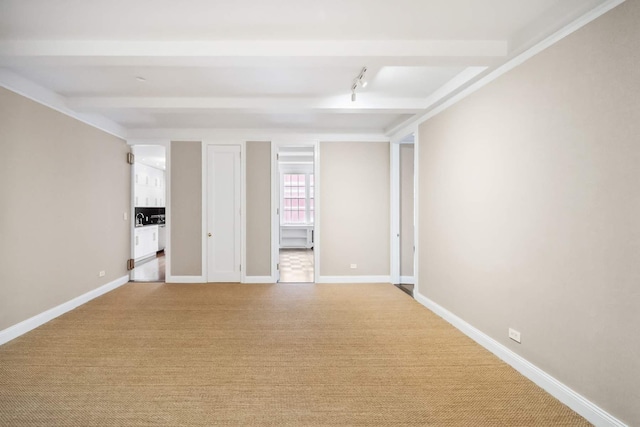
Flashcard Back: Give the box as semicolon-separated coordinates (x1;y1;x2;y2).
208;233;212;237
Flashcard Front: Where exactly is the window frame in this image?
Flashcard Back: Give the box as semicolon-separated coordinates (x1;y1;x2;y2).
280;164;314;226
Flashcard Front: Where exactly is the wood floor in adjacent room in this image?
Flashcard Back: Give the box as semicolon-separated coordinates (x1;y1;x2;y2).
0;283;588;426
131;252;166;282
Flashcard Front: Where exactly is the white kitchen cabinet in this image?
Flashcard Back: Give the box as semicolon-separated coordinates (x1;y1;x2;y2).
158;225;166;251
134;163;166;207
149;166;165;207
134;225;159;260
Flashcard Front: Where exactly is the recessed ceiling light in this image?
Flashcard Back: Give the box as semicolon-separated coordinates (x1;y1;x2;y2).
135;76;147;82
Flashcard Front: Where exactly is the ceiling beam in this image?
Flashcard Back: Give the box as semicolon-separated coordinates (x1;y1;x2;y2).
66;96;427;113
126;128;391;142
0;40;508;58
0;56;503;68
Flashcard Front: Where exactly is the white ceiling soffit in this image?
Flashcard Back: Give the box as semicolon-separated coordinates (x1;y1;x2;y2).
278;146;314;164
0;0;616;139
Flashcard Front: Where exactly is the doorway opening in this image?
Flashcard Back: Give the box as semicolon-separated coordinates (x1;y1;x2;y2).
130;144;167;282
392;134;415;296
277;146;315;283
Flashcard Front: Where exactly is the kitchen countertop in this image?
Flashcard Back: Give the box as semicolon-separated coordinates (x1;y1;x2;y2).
134;223;165;228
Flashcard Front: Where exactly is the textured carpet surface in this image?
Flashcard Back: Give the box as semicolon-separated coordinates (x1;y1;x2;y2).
0;283;589;426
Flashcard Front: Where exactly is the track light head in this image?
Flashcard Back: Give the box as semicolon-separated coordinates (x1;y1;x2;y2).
349;66;368;102
357;67;368;87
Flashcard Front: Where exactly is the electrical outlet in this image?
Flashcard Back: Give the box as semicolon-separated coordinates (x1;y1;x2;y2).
123;212;128;220
350;264;357;269
98;270;106;277
508;328;521;343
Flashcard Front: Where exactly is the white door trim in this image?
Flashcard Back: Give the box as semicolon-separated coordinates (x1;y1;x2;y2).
270;141;279;283
240;142;247;283
313;141;320;283
413;127;420;296
390;131;417;287
390;142;400;284
129;148;135;281
271;139;319;283
126;139;171;283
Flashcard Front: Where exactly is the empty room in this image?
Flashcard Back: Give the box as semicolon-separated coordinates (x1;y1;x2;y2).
0;0;638;425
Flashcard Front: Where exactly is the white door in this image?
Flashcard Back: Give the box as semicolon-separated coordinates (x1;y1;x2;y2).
207;145;241;282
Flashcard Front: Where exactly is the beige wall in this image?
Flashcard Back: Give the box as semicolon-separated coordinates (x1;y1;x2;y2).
246;141;271;277
399;144;414;277
0;87;130;330
418;2;640;424
319;141;390;277
170;141;202;277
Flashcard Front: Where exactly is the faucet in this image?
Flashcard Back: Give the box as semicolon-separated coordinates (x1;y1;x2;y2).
136;213;145;225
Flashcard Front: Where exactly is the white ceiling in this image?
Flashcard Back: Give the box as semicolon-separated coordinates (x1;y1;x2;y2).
0;0;611;138
8;65;465;98
132;145;166;170
0;0;601;40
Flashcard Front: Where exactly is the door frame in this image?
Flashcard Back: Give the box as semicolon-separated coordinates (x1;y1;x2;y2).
390;142;400;284
271;140;319;283
202;140;246;283
127;139;171;283
390;130;417;287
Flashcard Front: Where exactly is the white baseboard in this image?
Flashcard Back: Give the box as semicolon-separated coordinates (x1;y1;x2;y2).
413;292;626;427
400;275;415;284
316;275;391;284
243;276;274;284
0;275;129;346
166;275;205;283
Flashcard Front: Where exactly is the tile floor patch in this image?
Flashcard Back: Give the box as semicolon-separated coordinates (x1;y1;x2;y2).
279;249;314;283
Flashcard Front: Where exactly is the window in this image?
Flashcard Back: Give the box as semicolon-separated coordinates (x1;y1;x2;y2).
282;173;314;224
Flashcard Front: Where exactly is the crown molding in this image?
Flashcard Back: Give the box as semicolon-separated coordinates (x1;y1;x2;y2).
0;68;127;139
387;0;627;141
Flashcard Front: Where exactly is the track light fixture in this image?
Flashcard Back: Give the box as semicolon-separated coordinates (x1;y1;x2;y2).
350;66;368;102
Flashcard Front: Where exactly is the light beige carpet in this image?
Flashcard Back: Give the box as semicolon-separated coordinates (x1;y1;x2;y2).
0;283;589;426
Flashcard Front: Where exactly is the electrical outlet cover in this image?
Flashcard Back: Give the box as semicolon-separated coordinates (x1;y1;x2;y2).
508;328;521;343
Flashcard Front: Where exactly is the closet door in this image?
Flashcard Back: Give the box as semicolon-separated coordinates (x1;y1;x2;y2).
206;145;241;282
